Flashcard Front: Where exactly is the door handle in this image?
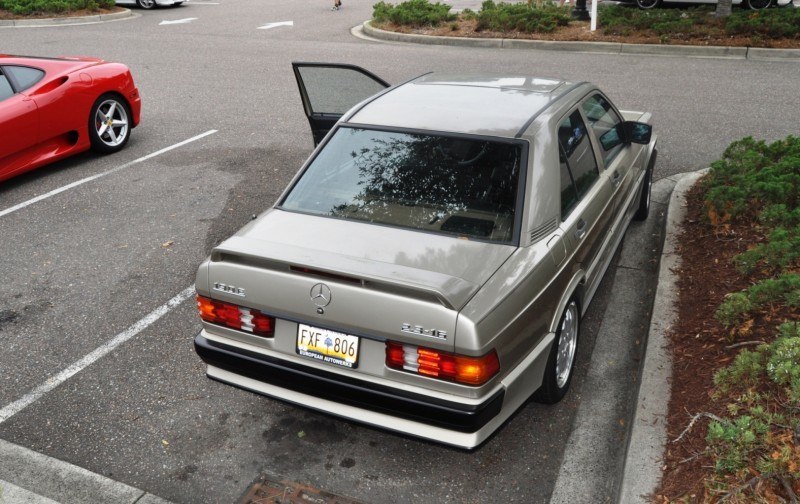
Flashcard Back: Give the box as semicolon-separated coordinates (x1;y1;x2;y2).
574;218;587;240
611;170;622;187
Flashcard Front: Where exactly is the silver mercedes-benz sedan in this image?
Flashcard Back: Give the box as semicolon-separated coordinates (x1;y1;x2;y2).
193;63;658;449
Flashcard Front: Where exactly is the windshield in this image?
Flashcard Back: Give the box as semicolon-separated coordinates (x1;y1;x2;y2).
281;127;524;243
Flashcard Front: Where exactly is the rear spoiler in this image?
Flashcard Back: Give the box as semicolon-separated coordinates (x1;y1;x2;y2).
211;236;479;310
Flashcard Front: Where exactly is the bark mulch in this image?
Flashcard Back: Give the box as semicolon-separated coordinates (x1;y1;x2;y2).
377;19;800;49
656;180;800;502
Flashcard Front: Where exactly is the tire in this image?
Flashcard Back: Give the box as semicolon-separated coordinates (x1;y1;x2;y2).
89;94;132;155
745;0;772;9
136;0;156;9
534;299;579;404
633;150;656;221
635;0;661;9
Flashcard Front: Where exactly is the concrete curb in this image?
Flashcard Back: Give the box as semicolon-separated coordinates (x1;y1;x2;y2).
0;8;133;27
361;21;800;60
0;439;172;504
617;169;708;504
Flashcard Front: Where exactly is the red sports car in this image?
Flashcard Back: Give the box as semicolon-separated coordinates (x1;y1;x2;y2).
0;55;141;183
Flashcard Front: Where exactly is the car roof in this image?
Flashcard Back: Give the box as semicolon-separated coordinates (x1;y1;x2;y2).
0;55;106;73
346;73;582;139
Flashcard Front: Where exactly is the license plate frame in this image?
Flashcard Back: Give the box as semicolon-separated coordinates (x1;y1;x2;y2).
296;323;360;369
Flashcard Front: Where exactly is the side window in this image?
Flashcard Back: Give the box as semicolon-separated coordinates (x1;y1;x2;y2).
581;94;623;167
558;110;599;212
0;69;14;102
5;66;45;92
559;147;579;219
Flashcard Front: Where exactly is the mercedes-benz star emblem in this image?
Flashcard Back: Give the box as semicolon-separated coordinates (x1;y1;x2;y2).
310;283;332;308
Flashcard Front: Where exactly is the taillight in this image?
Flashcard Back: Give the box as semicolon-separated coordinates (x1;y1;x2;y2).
385;342;499;386
196;295;274;337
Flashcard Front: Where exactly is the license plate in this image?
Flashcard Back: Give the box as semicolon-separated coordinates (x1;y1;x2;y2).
296;324;359;369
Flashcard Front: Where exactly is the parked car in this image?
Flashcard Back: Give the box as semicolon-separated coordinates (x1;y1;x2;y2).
0;55;140;183
115;0;183;9
627;0;784;10
193;63;658;449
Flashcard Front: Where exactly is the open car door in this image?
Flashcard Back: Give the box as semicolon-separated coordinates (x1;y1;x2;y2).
292;62;390;146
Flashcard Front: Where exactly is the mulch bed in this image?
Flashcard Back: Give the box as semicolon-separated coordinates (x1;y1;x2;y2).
656;180;800;502
0;6;124;19
375;19;800;48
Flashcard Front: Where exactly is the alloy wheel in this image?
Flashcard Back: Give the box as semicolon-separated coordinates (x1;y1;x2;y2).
556;301;578;388
94;99;129;148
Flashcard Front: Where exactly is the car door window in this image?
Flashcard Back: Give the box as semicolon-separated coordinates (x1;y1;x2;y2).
5;65;45;92
0;70;14;102
581;94;623;167
559;147;579;219
558;110;599;204
294;65;388;116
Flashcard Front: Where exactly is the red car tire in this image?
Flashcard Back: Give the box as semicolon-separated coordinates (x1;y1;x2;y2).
89;93;132;154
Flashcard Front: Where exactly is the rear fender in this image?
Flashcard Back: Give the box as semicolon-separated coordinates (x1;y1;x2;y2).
549;270;585;333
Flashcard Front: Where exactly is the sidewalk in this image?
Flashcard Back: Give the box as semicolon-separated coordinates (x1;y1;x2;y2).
0;439;171;504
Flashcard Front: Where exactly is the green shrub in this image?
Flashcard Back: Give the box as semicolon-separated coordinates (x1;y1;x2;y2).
715;292;752;327
734;227;800;273
725;8;800;38
600;5;719;37
704;136;800;276
704;136;800;223
0;0;112;14
715;273;800;326
709;332;800;484
600;5;800;40
475;0;570;34
706;413;770;474
766;323;800;400
373;0;455;27
714;346;767;393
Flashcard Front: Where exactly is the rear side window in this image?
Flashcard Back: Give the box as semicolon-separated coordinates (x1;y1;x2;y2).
0;70;13;102
559;148;579;219
5;66;45;92
581;94;623;166
558;110;599;202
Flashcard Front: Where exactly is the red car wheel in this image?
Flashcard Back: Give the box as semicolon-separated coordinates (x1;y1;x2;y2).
89;94;131;154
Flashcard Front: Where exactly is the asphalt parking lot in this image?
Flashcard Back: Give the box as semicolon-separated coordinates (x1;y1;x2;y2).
1;1;799;502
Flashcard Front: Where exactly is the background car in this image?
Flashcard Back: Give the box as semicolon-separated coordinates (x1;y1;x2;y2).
193;63;657;449
115;0;183;9
0;55;141;183
623;0;789;10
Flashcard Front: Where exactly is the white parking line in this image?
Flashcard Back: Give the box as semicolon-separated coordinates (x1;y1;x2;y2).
0;286;195;424
0;130;217;220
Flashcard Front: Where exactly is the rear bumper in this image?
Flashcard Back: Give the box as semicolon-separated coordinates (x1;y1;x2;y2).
194;333;504;435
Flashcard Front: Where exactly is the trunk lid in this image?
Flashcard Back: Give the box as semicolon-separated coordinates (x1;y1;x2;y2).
202;209;516;350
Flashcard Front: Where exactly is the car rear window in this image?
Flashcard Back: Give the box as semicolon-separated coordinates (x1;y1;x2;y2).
281;127;524;243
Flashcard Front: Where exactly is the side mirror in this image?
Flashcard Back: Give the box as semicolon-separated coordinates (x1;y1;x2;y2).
622;121;652;145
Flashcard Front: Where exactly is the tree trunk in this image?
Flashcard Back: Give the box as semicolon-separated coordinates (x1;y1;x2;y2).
716;0;733;17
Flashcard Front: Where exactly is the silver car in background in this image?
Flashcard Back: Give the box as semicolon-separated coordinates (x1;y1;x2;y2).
193;63;658;449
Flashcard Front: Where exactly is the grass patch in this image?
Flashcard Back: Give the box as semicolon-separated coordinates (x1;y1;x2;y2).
0;0;113;15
